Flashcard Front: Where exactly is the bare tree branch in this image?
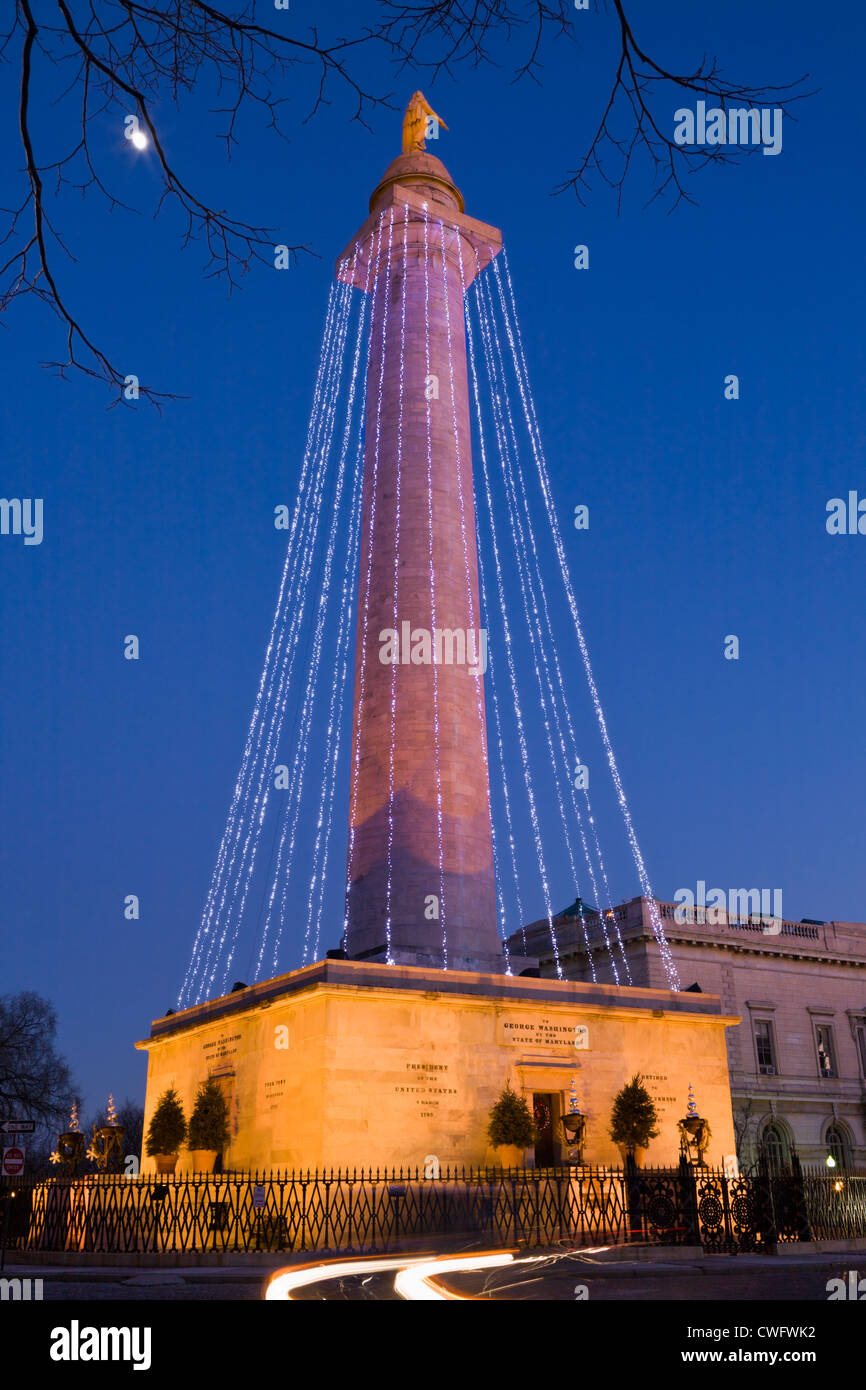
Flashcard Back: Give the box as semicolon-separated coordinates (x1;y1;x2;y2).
555;0;815;212
2;0;391;404
1;1;815;402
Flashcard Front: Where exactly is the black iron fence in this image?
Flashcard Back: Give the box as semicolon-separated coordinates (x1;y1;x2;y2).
1;1160;863;1258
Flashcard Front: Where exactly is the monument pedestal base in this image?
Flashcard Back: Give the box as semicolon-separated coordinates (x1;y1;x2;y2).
137;959;739;1172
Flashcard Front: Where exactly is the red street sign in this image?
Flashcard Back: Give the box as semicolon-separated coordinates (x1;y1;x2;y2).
2;1146;25;1176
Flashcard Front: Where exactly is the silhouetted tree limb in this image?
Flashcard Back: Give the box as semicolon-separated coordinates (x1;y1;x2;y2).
2;2;813;403
0;991;75;1127
373;0;573;81
557;1;814;211
3;0;390;404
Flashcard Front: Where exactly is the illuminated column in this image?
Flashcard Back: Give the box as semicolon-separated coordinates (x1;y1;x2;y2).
338;146;504;971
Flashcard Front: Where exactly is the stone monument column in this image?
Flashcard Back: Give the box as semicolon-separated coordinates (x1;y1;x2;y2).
337;119;505;972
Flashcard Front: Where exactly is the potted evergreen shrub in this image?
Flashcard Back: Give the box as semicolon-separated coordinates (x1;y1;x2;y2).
144;1087;187;1175
187;1078;230;1172
487;1083;535;1169
609;1073;659;1166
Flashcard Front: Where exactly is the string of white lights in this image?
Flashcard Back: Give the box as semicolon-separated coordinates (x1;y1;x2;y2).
382;202;410;964
245;240;381;986
476;270;616;980
495;249;680;990
200;270;357;1001
472;271;572;979
483;269;630;981
447;222;510;972
298;252;377;969
463;257;527;957
422;201;448;968
179;277;348;1007
301;348;368;967
308;419;367;966
344;211;392;954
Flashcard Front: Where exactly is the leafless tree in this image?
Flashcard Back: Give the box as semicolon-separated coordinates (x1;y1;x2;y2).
555;1;813;212
2;2;811;403
0;990;75;1128
3;0;388;404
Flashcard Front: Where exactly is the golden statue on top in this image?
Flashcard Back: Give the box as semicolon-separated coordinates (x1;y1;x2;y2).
402;91;449;154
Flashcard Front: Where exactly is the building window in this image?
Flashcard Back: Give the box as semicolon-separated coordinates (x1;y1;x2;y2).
760;1123;789;1172
825;1123;851;1171
753;1019;777;1074
815;1024;837;1079
856;1024;866;1080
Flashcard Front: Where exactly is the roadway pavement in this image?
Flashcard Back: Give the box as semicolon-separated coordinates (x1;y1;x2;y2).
5;1247;862;1301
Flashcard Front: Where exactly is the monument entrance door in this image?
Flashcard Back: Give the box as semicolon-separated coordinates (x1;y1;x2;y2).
533;1093;556;1167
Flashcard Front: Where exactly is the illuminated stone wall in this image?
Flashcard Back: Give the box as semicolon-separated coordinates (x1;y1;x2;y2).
137;960;738;1172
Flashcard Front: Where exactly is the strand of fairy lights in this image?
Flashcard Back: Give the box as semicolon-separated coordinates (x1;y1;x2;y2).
466;254;561;978
344;211;391;953
222;268;358;982
297;247;376;969
476;270;610;980
474;490;526;954
207;272;354;996
384;202;409;964
202;271;357;1001
467;287;540;962
495;249;679;989
193;275;352;1000
477;273;602;979
308;423;366;965
472;270;570;979
179;278;347;1007
181;280;342;1004
495;251;672;983
483;279;619;978
448;222;511;972
302;335;368;967
484;270;629;981
483;289;625;984
244;241;373;984
422;201;448;968
465;295;527;956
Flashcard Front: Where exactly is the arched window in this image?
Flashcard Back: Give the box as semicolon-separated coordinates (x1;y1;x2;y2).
825;1123;851;1171
760;1122;789;1172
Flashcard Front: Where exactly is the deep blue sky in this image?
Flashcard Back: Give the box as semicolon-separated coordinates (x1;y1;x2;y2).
1;1;863;1114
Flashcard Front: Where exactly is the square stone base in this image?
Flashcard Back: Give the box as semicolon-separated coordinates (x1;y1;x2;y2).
136;960;739;1172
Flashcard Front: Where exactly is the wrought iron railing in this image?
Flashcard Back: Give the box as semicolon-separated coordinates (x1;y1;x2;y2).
1;1162;863;1257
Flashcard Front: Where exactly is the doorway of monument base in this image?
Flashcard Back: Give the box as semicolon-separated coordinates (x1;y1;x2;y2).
516;1062;577;1168
532;1091;559;1167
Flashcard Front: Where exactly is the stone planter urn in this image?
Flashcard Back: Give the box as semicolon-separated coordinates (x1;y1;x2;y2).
495;1144;526;1171
154;1154;179;1176
189;1149;218;1174
90;1125;125;1172
619;1144;647;1169
55;1130;86;1174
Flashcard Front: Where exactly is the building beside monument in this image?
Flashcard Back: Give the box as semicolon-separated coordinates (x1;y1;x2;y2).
138;101;739;1176
516;897;866;1169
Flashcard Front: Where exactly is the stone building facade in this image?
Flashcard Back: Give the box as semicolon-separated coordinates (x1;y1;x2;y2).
511;898;866;1169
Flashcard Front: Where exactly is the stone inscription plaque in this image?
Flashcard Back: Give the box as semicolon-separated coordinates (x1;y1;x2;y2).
394;1063;457;1118
202;1031;241;1062
497;1017;589;1050
643;1072;678;1117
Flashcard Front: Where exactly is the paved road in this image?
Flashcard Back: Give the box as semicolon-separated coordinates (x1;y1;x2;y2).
7;1250;861;1301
